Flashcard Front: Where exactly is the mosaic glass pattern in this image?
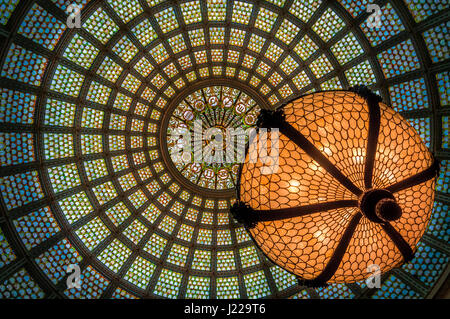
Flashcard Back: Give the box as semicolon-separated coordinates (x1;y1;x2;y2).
166;85;261;190
0;0;447;300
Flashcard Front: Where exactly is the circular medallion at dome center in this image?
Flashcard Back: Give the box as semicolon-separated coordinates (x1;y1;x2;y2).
165;85;261;191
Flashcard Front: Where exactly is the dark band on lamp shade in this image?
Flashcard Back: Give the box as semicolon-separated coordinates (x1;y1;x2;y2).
233;86;440;287
350;86;382;190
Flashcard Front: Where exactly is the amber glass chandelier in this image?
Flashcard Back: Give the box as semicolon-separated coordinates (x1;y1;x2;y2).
232;86;440;286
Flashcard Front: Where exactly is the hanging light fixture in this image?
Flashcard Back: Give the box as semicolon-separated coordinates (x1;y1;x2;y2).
231;86;440;286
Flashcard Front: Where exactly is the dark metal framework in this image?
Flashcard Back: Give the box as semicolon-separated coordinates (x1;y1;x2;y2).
232;86;440;286
0;0;447;299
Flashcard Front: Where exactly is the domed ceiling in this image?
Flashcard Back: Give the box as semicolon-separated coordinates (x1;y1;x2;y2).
0;0;448;299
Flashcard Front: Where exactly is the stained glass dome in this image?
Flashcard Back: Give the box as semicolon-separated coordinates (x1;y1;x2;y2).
0;0;448;299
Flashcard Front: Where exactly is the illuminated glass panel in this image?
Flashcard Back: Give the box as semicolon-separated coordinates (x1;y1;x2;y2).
84;159;108;181
232;1;253;24
294;35;318;61
321;76;342;90
64;33;99;69
83;8;118;44
0;133;34;166
312;8;345;42
51;65;84;97
48;163;81;193
64;265;109;299
207;0;226;21
98;239;131;273
373;275;421;299
0;0;20;25
337;0;366;18
0;268;44;298
111;287;138;299
188;29;205;47
92;181;117;205
186;276;210;299
44;133;73;160
310;54;334;79
158;215;177;234
112;36;139;63
389;78;429;112
86;83;111;105
331;33;364;65
76;217;110;250
144;233;167;257
279;56;298;78
345;60;376;85
268;94;279;105
2;44;47;86
409;117;431;147
289;0;321;22
316;283;355;299
167;243;189;266
216;276;240;299
290;290;310;299
192;249;211;271
402;242;449;287
244;270;271;298
423;22;450;63
134;57;154;77
270;266;297;291
209;27;225;45
122;74;142;93
239;246;260;268
279;84;293;98
155;7;179;33
59;192;93;224
13;206;60;250
133;19;158;46
291;70;311;90
378;40;420;78
0;89;36;124
276;19;300;44
180;1;202;24
405;0;447;22
269;72;282;87
235;227;251;243
0;229;16;268
254;7;277;33
81;134;103;154
361;3;405;46
436;160;449;194
428;202;449;241
109;0;143;23
436;72;449;107
153;268;182;298
123;219;147;244
98;57;123;83
18;4;66;50
35;238;81;284
197;228;212;245
265;43;283;63
147;0;164;7
168;34;187;54
229;28;246;46
443;117;449;149
124;256;156;289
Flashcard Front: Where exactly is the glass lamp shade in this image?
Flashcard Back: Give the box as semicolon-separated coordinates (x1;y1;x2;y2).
232;87;440;286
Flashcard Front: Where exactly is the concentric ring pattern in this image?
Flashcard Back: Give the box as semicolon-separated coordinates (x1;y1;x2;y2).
0;0;449;299
165;84;261;191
